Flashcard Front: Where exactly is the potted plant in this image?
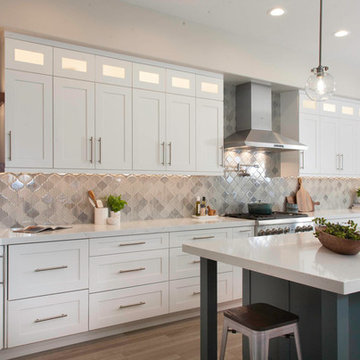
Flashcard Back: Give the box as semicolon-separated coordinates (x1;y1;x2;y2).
106;195;127;225
314;217;360;255
355;188;360;204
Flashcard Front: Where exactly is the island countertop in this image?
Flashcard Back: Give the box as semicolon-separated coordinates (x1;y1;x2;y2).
183;232;360;295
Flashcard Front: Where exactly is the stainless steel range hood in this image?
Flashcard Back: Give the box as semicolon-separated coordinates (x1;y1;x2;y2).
224;82;307;152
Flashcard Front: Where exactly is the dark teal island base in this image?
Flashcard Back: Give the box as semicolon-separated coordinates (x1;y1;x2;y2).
242;269;360;360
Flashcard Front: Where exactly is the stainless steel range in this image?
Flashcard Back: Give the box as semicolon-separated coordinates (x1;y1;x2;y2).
225;212;314;236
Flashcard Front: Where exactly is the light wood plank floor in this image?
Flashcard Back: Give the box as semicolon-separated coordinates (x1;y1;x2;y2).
16;314;242;360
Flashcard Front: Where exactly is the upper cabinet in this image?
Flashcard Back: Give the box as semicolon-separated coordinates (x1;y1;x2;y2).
2;33;224;175
54;48;95;81
95;56;132;87
5;38;53;75
196;75;224;101
133;63;165;92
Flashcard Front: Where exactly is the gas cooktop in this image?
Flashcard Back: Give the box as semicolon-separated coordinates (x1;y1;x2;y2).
224;211;308;221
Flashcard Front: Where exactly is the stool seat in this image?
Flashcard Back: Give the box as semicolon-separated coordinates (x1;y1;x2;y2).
224;303;299;332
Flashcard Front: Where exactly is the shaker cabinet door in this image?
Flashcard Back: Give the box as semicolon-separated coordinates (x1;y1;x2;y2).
54;77;95;169
319;116;338;175
5;70;53;169
338;119;358;175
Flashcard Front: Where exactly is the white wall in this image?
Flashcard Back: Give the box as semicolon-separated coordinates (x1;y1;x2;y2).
0;0;359;98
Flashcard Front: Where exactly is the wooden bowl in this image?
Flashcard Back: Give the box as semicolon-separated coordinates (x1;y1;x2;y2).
315;226;360;255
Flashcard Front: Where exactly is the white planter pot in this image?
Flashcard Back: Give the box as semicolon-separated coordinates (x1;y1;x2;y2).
107;211;121;225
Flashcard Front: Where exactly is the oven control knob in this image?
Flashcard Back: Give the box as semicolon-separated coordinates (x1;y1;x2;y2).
270;229;278;235
284;227;290;233
306;225;313;231
258;230;265;236
277;228;284;234
265;229;272;235
295;226;301;232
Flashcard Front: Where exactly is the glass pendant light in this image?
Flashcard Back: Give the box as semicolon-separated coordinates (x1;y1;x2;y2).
305;0;335;101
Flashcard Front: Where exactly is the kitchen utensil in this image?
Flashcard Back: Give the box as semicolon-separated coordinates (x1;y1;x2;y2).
286;203;298;213
96;199;104;208
88;190;98;208
88;197;96;208
296;178;313;212
94;207;108;225
286;195;296;204
248;201;273;215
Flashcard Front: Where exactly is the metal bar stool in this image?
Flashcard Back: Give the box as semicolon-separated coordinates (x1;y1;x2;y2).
220;303;302;360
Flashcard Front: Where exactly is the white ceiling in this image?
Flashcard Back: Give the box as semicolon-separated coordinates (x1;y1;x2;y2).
121;0;359;71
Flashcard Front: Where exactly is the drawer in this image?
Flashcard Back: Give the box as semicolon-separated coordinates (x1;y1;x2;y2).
9;240;88;300
90;233;169;256
170;228;232;248
133;63;165;91
169;247;232;280
0;284;2;350
166;69;195;96
95;55;132;87
196;75;223;101
54;47;95;81
232;226;253;239
90;249;168;292
89;282;168;330
169;273;233;313
5;38;53;75
8;290;88;347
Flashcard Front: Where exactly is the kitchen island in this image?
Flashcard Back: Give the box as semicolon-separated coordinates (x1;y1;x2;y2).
183;232;360;360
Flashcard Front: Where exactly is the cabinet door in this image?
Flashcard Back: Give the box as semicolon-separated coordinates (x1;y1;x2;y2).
54;77;95;169
196;98;224;173
95;84;132;170
5;70;53;168
133;89;166;171
299;91;319;115
299;113;320;175
133;63;165;92
196;75;223;101
338;119;358;175
166;69;195;96
166;94;196;171
319;116;338;175
95;56;132;87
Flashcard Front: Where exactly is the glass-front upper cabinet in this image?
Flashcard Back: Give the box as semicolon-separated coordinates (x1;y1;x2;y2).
133;63;165;92
5;38;53;75
95;56;132;87
196;75;223;101
166;69;195;96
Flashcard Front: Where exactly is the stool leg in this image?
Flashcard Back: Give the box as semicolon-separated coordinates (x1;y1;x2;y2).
219;322;229;360
293;325;302;360
249;333;261;360
263;333;269;360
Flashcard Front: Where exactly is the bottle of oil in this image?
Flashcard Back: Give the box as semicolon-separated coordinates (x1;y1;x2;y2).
195;196;201;216
200;196;206;216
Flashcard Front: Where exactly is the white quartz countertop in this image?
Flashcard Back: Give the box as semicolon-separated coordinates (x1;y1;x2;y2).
305;209;360;219
183;232;360;295
0;217;254;245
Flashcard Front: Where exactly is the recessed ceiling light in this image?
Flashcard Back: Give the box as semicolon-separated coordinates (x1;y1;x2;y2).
334;30;350;38
268;7;286;16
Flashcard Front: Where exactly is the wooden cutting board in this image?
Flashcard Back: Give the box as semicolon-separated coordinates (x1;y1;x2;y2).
296;178;314;212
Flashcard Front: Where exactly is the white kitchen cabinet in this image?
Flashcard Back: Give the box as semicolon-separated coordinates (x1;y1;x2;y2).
95;56;132;87
54;77;95;169
299;113;320;175
196;75;223;101
166;94;196;171
0;284;2;350
133;89;166;171
95;83;132;170
5;38;53;75
5;70;53;168
196;98;224;173
166;69;195;96
320;99;340;117
133;63;165;92
54;48;95;81
299;92;319;115
8;290;88;347
319;116;338;175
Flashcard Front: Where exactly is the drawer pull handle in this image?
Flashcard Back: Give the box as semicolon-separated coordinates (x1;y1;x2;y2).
119;241;146;247
192;260;201;264
35;265;68;272
34;313;68;323
119;301;146;309
192;291;201;296
119;267;146;274
192;236;215;240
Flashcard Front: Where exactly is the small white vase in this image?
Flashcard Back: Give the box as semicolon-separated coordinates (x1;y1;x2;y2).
107;211;121;225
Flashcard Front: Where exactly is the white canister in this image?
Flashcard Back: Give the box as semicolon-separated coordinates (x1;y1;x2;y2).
94;207;108;225
107;211;121;225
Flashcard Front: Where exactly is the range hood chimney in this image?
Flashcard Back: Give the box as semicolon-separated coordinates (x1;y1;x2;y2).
224;82;307;152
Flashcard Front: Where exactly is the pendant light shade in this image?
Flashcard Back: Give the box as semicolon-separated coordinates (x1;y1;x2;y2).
305;0;335;101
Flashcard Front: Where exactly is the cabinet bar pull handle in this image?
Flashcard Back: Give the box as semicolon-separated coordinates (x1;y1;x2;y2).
34;313;68;323
8;131;12;161
90;137;94;163
192;291;201;295
98;137;102;164
161;142;165;165
192;235;215;240
119;241;146;247
192;260;201;264
119;301;146;309
168;142;172;166
119;267;146;273
341;154;344;170
35;265;68;272
300;151;305;169
220;146;224;167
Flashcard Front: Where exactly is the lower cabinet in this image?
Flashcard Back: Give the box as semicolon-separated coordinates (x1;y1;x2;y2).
169;272;233;313
0;284;3;350
7;290;88;347
89;282;168;330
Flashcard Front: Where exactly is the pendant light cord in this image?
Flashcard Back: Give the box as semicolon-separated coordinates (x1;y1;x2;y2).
319;0;323;67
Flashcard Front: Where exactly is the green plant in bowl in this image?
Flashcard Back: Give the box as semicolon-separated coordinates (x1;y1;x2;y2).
107;195;127;213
